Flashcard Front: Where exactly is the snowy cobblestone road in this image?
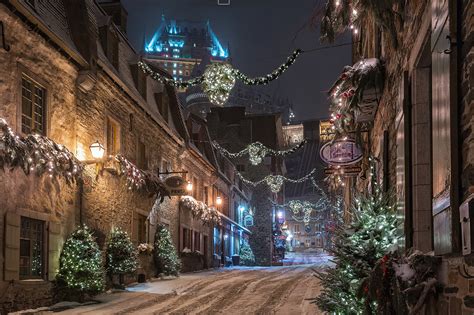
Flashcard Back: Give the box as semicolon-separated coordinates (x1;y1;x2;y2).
55;252;331;315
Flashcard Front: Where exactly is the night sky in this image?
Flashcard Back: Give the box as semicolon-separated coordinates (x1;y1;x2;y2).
122;0;351;120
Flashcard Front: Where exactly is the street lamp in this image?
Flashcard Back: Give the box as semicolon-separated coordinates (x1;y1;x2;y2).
277;211;284;219
186;181;193;192
216;196;222;205
89;140;105;160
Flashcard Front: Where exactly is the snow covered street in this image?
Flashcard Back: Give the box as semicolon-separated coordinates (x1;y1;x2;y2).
54;254;330;315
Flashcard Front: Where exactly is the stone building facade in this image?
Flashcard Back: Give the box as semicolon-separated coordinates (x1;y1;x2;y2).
346;0;474;313
0;0;247;312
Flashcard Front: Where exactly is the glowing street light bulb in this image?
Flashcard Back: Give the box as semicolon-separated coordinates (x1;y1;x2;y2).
277;211;284;219
216;196;222;205
89;140;105;160
186;181;193;192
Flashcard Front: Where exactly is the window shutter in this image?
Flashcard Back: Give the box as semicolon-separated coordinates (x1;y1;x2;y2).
48;221;61;281
4;212;20;281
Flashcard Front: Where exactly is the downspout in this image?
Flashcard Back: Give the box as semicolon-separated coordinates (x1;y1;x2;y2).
78;178;84;225
448;0;463;252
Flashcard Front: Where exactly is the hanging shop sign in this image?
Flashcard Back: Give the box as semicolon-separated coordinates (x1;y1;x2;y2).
163;176;187;196
244;215;254;227
319;120;335;142
320;139;362;166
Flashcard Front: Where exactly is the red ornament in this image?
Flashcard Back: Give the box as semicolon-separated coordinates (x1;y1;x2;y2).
336;114;342;119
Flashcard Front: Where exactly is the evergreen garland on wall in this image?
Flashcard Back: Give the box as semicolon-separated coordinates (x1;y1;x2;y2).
0;118;82;184
320;0;403;48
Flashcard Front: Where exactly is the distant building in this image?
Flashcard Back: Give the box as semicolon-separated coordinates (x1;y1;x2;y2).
282;120;330;250
143;15;229;83
143;16;293;119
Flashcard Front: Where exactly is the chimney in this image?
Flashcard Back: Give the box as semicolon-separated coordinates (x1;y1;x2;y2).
98;0;128;34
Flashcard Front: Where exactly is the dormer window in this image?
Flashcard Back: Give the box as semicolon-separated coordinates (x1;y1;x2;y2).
155;92;169;122
99;25;119;69
130;64;147;100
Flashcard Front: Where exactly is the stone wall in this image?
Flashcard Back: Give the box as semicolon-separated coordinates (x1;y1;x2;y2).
0;2;216;312
435;0;474;313
354;0;474;313
0;4;79;312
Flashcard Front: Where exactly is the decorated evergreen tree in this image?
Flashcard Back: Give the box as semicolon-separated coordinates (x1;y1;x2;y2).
153;224;181;277
55;226;104;300
239;240;255;266
106;227;138;285
314;160;399;314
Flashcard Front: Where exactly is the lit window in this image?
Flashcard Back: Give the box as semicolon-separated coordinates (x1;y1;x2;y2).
173;70;177;75
20;217;45;279
179;70;183;74
173;63;177;68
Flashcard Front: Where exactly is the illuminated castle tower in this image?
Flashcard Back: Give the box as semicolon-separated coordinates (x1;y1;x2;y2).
143;15;229;82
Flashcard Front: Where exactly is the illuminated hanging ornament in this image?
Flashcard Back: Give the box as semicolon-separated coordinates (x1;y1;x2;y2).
247;142;268;165
201;63;236;106
138;49;302;97
265;175;285;193
213;140;306;166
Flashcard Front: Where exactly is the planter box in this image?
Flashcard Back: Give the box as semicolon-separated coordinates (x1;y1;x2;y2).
137;253;154;279
232;255;240;266
180;254;204;273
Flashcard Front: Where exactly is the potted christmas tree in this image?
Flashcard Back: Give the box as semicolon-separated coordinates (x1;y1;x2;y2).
55;226;105;302
154;224;181;277
106;227;138;288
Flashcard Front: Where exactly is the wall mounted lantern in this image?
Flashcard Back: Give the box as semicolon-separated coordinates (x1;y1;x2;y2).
186;181;193;192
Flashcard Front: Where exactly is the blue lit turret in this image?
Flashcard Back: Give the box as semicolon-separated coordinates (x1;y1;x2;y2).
143;15;229;85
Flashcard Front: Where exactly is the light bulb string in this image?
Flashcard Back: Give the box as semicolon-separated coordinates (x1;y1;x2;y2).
236;168;318;187
212;139;307;159
138;41;356;88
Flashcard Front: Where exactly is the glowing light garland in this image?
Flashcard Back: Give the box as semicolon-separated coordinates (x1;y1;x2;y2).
236;168;317;193
328;58;384;134
180;195;222;225
320;0;400;48
138;49;302;105
271;182;342;225
0;118;82;184
115;154;169;200
213;140;306;165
